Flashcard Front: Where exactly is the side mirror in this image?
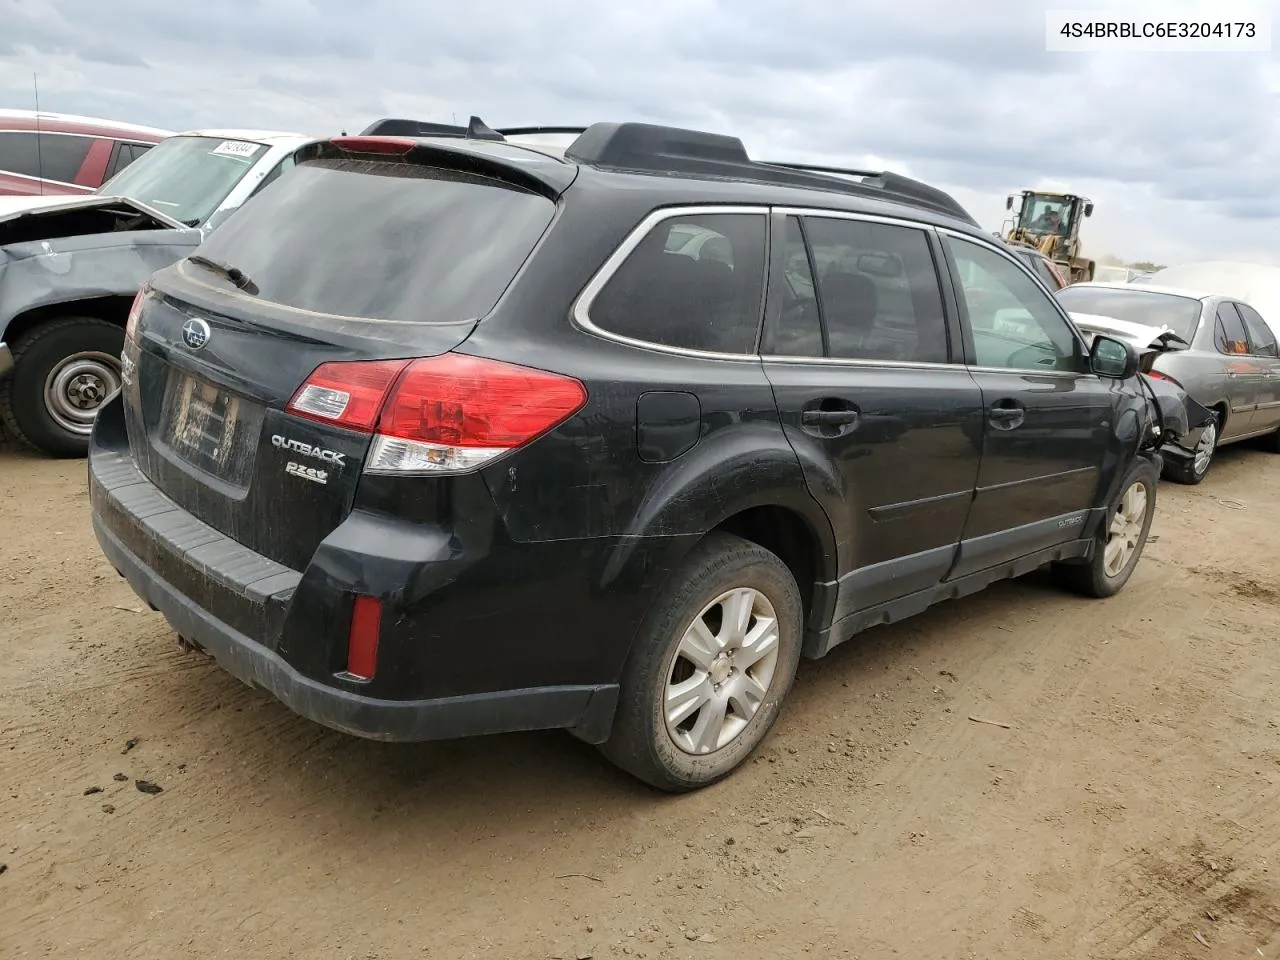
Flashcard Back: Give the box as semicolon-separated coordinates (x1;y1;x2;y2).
1090;335;1139;379
1006;195;1014;210
1084;202;1094;217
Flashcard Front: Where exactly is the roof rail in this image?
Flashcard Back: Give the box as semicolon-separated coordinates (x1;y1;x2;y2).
761;161;975;225
562;122;977;225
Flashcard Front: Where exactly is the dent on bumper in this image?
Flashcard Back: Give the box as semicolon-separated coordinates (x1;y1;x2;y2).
0;342;12;379
92;512;620;745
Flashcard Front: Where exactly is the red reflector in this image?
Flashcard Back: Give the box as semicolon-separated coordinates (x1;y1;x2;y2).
376;354;588;448
346;595;383;681
329;136;416;155
286;359;410;432
125;286;147;342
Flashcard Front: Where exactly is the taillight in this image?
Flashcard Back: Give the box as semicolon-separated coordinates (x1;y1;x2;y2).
124;286;147;342
287;353;588;475
286;359;410;431
1146;369;1180;386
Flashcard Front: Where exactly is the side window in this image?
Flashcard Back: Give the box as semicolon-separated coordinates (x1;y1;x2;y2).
0;131;40;178
251;154;296;197
30;134;93;183
802;217;950;363
1214;303;1249;355
1237;303;1278;357
946;236;1082;372
589;213;767;354
762;216;824;356
104;142;133;181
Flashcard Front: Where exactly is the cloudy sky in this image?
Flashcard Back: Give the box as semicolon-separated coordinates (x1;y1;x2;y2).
2;0;1277;266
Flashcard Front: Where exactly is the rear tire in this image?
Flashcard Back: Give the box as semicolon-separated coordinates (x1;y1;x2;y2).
0;317;123;458
1162;412;1218;485
601;532;804;793
1054;459;1158;599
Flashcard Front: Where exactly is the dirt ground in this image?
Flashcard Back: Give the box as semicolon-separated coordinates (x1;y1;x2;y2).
3;443;1280;960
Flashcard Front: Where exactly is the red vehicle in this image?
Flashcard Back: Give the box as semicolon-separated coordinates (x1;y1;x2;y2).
0;110;172;197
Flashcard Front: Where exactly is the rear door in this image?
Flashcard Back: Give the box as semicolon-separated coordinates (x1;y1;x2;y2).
941;232;1117;578
760;211;983;618
1211;301;1262;439
1234;301;1280;433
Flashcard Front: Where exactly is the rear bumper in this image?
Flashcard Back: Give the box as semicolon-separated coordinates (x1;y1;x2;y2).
88;411;622;744
0;341;12;379
94;511;614;742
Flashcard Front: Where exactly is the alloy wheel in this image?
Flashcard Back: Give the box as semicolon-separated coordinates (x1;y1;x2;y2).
1103;480;1148;578
663;587;780;755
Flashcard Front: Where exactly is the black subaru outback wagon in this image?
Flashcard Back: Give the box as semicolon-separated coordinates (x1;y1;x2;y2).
89;118;1162;792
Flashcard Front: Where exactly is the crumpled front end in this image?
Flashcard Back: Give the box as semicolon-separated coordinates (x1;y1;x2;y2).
1142;373;1215;451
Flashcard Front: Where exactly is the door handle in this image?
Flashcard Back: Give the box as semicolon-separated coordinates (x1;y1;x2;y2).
801;410;860;426
988;400;1026;429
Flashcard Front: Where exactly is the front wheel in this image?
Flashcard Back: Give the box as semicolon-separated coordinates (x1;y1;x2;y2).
601;533;804;792
1053;460;1158;598
1163;413;1218;484
0;317;124;458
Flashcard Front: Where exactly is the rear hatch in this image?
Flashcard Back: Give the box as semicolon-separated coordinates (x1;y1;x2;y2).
121;141;568;571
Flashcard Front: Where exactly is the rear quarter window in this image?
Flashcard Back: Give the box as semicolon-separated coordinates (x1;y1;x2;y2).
587;212;768;354
190;157;556;323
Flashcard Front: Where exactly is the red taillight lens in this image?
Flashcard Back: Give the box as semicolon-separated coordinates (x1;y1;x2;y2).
377;354;588;447
125;287;147;342
1147;369;1180;386
286;359;410;431
287;353;588;475
329;136;416;155
345;594;382;681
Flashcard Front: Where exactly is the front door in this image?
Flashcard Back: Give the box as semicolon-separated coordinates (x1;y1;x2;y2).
760;213;983;620
942;233;1118;579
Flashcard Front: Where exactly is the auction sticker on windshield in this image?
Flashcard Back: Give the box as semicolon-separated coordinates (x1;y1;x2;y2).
210;140;260;158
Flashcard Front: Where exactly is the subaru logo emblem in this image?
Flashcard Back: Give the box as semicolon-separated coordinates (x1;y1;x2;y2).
181;318;211;350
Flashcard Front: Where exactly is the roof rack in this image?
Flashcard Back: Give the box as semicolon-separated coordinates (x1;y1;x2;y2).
356;117;977;225
760;161;975;225
563;122;976;224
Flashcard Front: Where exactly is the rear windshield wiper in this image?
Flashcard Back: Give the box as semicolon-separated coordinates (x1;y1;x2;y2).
187;254;259;295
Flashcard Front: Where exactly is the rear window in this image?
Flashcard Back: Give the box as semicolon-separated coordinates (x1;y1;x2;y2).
1055;286;1203;342
191;158;555;323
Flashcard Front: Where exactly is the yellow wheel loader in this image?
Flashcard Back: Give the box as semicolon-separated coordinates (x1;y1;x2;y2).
1003;190;1096;284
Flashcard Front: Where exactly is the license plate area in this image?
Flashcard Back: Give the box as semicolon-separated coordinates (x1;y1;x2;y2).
160;372;257;486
